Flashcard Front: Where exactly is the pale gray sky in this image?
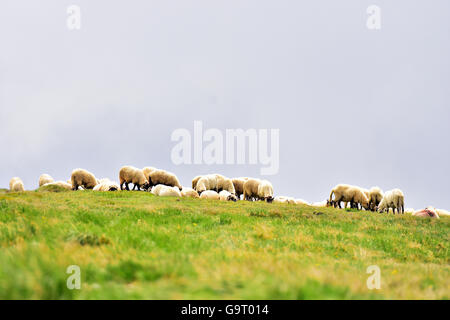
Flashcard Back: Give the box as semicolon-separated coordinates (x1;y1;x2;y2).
1;1;449;210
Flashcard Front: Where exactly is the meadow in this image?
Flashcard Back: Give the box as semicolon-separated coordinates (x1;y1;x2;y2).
0;187;448;299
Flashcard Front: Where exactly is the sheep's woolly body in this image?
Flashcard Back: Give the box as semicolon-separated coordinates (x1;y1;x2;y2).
148;169;182;190
71;169;98;190
142;167;157;181
232;177;249;199
368;187;384;210
377;189;404;214
181;187;200;198
43;181;73;190
39;174;54;187
436;208;450;217
119;166;149;191
412;207;439;219
274;196;296;204
243;178;274;202
192;175;203;190
9;177;24;192
195;174;236;195
329;184;370;210
258;180;274;201
150;184;181;197
219;190;237;201
93;179;119;191
200;190;220;200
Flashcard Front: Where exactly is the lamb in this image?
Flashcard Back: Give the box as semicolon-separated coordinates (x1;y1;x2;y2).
232;177;249;200
151;184;181;197
9;177;24;192
148;169;182;190
200;190;220;200
39;174;54;187
329;184;370;210
219;190;237;202
181;187;200;198
377;189;404;214
243;178;274;202
119;166;149;191
368;187;384;211
93;179;120;191
412;207;439;219
71;169;99;191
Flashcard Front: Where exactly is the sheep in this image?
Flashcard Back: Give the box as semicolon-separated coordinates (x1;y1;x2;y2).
93;179;120;191
377;189;404;214
119;166;149;191
312;200;329;208
39;174;54;187
70;169;98;191
329;184;370;210
368;187;384;211
142;167;157;181
412;207;439;219
274;196;296;204
243;178;274;202
192;175;203;190
148;169;182;190
219;190;237;202
9;177;24;192
232;177;249;200
405;208;415;214
195;174;236;195
181;187;200;198
436;208;450;217
200;190;220;200
150;184;181;197
43;181;73;190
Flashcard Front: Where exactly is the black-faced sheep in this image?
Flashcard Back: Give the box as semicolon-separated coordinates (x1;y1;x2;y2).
377;189;404;214
368;186;384;211
219;190;237;202
232;177;249;200
39;174;54;187
9;177;25;192
148;169;182;190
71;169;98;191
243;178;274;202
119;166;149;191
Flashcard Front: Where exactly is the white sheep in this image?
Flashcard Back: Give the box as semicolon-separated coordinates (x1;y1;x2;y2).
219;190;237;202
71;169;98;190
242;178;274;202
232;177;249;200
195;174;236;195
181;187;200;198
93;179;120;191
329;184;370;210
368;186;384;211
200;190;220;200
39;174;54;187
273;196;296;204
148;169;182;190
295;199;310;205
436;208;450;217
377;189;405;214
9;177;25;192
119;166;149;191
42;181;73;190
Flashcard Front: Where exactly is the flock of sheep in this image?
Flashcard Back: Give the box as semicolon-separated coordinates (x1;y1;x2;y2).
7;165;449;219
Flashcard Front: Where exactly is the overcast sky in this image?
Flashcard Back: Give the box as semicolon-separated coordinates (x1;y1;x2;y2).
1;0;449;210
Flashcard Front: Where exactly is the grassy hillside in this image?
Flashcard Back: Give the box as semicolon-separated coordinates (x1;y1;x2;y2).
0;188;448;299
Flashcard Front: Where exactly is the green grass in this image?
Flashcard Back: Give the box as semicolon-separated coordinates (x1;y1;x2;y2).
0;190;448;299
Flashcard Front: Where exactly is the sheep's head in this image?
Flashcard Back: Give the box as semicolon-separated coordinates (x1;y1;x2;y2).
265;196;274;203
227;194;237;202
142;182;150;191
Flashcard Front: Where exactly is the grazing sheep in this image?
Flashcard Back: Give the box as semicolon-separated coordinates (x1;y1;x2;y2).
274;196;296;204
219;190;237;202
329;184;370;210
142;167;157;181
232;177;249;200
39;174;54;187
243;178;274;202
148;169;182;190
71;169;98;191
377;189;404;214
151;185;181;197
181;187;200;198
119;166;149;191
192;175;204;190
195;174;236;195
412;207;439;219
368;187;384;211
93;179;120;191
200;190;220;200
9;177;24;192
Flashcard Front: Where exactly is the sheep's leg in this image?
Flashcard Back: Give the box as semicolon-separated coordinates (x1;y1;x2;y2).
125;182;130;191
132;184;137;191
136;185;141;191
